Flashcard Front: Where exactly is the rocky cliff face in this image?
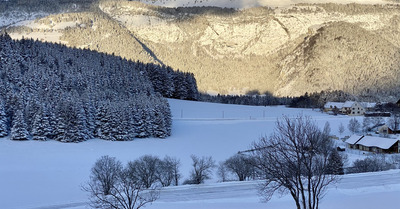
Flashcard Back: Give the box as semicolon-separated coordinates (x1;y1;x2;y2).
5;1;400;99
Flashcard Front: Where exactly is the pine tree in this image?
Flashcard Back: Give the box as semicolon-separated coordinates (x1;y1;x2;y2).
31;111;47;141
133;106;150;138
0;100;8;137
0;34;176;142
326;149;344;175
11;110;29;141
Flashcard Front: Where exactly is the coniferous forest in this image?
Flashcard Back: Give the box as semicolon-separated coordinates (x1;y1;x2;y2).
0;33;198;142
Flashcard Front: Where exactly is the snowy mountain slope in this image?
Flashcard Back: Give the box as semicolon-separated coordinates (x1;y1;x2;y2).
5;1;400;98
0;99;397;209
0;11;48;28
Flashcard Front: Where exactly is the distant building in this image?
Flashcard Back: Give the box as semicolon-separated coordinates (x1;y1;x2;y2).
377;124;400;135
378;125;393;135
345;135;400;153
342;101;365;116
359;102;377;112
324;101;367;116
324;102;344;113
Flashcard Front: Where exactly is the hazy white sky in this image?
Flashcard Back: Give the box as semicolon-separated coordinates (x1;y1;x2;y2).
144;0;391;8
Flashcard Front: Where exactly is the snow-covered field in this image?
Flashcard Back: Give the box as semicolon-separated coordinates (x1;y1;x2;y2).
1;99;399;209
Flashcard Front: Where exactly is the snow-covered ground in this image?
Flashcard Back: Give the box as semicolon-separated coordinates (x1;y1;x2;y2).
0;99;398;209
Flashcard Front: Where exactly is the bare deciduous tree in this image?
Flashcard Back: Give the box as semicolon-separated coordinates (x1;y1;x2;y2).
217;161;229;182
224;154;256;181
362;117;371;133
156;156;181;186
88;155;123;195
127;155;161;188
250;115;339;209
323;121;331;136
388;113;400;132
338;122;345;137
348;118;360;134
349;154;392;174
83;156;159;209
184;155;216;184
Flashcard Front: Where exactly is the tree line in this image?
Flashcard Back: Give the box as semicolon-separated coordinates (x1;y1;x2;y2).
0;33;198;142
199;92;293;106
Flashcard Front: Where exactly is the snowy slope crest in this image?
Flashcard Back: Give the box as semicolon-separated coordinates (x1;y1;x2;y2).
137;0;391;8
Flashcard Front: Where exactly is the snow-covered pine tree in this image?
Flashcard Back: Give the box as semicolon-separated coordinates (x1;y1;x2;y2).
0;34;177;142
173;71;188;99
53;113;67;142
95;103;113;141
158;98;172;137
58;101;90;142
133;105;150;138
113;108;131;141
0;99;8;137
11;109;29;141
83;99;96;139
326;149;344;175
31;109;47;141
185;72;199;101
152;108;167;138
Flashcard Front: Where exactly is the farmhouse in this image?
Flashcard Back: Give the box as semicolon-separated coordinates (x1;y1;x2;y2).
342;101;365;115
345;135;400;153
324;102;344;113
324;101;372;116
360;102;377;112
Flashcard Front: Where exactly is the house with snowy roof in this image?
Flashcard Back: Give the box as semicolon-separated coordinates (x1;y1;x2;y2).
323;102;344;113
345;135;364;149
345;135;400;153
342;101;365;116
359;102;377;112
324;101;365;115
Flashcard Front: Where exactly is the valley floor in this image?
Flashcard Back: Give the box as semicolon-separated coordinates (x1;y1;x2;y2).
0;99;398;209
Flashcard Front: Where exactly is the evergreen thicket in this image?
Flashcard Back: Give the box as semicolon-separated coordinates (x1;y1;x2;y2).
0;33;196;142
199;93;292;106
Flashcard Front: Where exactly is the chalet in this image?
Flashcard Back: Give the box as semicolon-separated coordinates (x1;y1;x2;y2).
342;101;365;116
378;125;393;135
345;135;400;153
345;135;364;149
323;102;344;113
377;125;400;135
324;101;367;116
359;102;377;112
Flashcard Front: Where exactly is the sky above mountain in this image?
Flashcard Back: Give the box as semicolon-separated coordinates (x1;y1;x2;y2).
144;0;390;8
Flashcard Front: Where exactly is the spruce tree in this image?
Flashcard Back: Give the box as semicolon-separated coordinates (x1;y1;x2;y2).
0;100;8;137
31;111;47;141
11;110;29;141
326;149;344;175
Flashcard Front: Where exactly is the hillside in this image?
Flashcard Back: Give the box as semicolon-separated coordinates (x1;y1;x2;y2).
277;21;400;97
4;1;400;99
0;34;178;142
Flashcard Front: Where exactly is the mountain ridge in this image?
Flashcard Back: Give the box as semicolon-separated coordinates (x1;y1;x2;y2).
4;1;400;100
